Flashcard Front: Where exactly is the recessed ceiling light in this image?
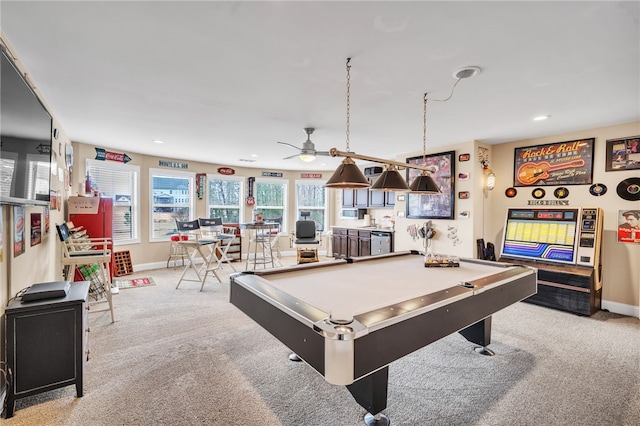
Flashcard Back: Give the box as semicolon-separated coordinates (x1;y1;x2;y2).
533;115;551;121
251;154;258;157
152;139;165;144
453;66;481;79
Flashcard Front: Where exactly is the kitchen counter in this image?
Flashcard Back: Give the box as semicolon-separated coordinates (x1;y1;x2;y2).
332;226;395;232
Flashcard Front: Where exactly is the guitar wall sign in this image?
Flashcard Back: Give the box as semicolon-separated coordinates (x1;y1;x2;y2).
517;159;585;185
513;138;594;187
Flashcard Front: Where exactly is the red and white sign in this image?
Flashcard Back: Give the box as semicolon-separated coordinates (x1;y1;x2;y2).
218;167;235;175
301;173;322;179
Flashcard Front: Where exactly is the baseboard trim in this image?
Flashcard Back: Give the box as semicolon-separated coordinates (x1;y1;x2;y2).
601;300;639;318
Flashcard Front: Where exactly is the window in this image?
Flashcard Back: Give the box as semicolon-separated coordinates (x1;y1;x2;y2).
0;152;18;197
86;159;140;244
255;178;288;230
295;180;327;232
207;175;243;223
26;154;51;200
150;168;194;241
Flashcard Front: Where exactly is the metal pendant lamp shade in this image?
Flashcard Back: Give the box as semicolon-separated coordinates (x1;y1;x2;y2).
325;157;370;189
409;170;442;193
370;166;410;191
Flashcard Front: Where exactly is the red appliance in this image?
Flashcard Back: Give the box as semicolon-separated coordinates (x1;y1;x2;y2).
68;197;114;279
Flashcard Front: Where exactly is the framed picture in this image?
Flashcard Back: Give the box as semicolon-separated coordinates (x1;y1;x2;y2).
513;138;594;187
406;151;455;219
605;136;640;171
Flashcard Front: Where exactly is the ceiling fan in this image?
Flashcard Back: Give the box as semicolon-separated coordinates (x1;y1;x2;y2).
277;127;330;162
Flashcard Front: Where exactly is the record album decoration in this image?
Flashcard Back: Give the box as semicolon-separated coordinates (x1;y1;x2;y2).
505;187;517;198
589;183;607;196
532;188;546;199
554;187;569;199
616;178;640;201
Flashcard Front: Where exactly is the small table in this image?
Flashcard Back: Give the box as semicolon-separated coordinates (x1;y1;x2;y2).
176;238;222;291
241;222;280;270
230;251;537;425
5;281;90;418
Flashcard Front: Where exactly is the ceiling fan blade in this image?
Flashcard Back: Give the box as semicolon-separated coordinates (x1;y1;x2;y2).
277;141;302;151
316;151;331;157
282;153;300;160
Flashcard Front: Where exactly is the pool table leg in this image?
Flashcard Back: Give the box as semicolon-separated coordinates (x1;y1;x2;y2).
458;316;495;356
346;366;390;425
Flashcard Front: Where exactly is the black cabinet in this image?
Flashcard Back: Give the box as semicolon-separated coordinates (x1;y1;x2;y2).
4;281;90;418
498;258;600;316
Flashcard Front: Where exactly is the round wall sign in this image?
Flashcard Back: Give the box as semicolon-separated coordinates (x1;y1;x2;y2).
505;187;517;198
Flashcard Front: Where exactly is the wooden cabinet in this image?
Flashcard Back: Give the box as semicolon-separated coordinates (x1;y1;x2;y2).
355;188;369;208
333;228;374;258
359;230;371;257
332;228;348;258
221;224;242;261
347;229;360;257
4;281;90;418
385;192;395;207
341;175;395;208
342;189;355;208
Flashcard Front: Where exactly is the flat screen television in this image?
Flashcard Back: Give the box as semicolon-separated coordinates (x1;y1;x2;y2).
1;47;53;205
500;208;580;265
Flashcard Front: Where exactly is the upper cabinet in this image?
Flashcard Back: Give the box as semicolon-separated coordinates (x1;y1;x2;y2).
342;171;395;208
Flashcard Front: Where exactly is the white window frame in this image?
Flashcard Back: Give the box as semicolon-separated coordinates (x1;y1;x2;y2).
255;177;288;232
86;159;140;245
206;174;244;224
295;179;328;232
149;168;195;242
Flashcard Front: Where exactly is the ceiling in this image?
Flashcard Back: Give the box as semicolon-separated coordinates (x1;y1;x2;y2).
1;1;638;171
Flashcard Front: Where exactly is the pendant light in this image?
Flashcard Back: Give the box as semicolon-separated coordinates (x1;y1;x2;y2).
370;164;410;191
325;58;370;189
409;94;442;194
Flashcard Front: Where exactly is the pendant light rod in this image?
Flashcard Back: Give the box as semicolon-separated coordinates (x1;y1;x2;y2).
328;148;436;173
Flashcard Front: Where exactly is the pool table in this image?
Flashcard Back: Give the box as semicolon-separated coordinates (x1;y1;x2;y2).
230;251;537;425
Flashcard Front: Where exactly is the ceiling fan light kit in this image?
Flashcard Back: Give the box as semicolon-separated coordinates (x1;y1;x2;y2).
278;127;329;162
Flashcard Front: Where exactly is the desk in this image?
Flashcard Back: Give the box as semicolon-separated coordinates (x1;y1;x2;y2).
230;251;537;425
241;222;279;270
176;239;221;291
